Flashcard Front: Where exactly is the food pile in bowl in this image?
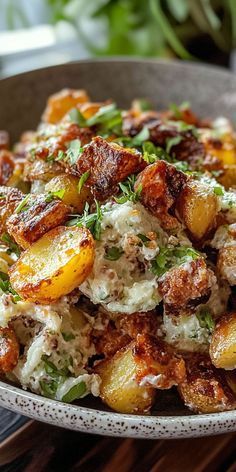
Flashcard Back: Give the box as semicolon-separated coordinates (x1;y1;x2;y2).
0;89;235;414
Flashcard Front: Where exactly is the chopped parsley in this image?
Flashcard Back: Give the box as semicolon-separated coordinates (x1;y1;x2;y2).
169;101;190;119
77;171;90;194
62;381;87;403
69;103;122;135
115;175;142;204
104;246;124;261
0;271;21;303
15;194;31;214
213;186;224;196
45;189;65;203
69;108;87;126
166;135;183;154
151;246;201;277
40;380;58;398
1;233;21;257
115;127;150;148
66;139;83;165
196;308;215;333
62;332;76;342
142;141;161;164
67;200;103;240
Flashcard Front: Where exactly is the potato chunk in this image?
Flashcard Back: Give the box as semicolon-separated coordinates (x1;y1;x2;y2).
9;226;95;304
0;151;15;185
45;174;92;213
6;194;69;249
95;343;156;414
178;355;236;413
77;136;145;200
217;246;236;286
0;186;23;235
0;326;19;373
42;88;89;124
135;160;187;229
210;312;236;369
23;159;64;183
176;180;218;240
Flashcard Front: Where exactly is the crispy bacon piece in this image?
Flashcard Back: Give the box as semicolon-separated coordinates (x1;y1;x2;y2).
77;136;145;200
158;258;214;309
135;160;187;229
0;131;10;150
94;321;130;358
133;333;186;389
0;151;15;185
42;88;90;124
0;186;23;235
117;311;158;339
6;194;69;249
0;326;19;373
178;354;236;413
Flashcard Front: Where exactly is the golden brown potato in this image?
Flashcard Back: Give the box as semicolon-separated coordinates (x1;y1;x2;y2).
95;343;156;414
135;160;187;229
178;355;236;413
45;174;92;213
204;136;236;166
210;312;236;369
0;326;19;373
0;186;23;235
77;136;145;200
0;150;15;185
218;165;236;189
176;180;219;240
23;159;63;183
9;225;95;304
79;102;105;119
6;194;69;249
42;88;89;124
217;246;236;286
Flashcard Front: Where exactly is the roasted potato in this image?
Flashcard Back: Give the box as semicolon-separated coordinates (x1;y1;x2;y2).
9;226;95;304
204;137;236;166
42;88;89;124
0;186;23;235
210;312;236;369
6;194;69;249
178;355;236;413
95;343;156;414
77;136;145;200
23;159;64;183
45;174;92;213
217;246;236;286
0;150;15;185
0;326;19;373
218;165;236;189
176;180;219;240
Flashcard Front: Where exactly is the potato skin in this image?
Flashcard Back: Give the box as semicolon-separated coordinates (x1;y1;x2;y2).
0;326;19;373
0;186;23;235
176;180;218;240
135;160;187;229
0;151;15;185
210;312;236;370
42;88;89;124
23;159;64;183
95;343;156;414
217;246;236;286
45;174;92;213
9;226;95;304
178;355;236;413
6;194;69;249
77;136;145;200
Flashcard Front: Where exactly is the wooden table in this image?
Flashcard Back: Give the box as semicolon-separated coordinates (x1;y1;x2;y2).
1;409;236;471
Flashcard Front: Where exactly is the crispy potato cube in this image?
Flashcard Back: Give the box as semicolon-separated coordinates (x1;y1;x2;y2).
0;326;19;373
135;160;187;229
45;174;92;213
77;136;144;200
218;165;236;189
95;343;155;414
23;159;63;183
9;226;95;304
0;186;23;235
210;312;236;369
42;88;89;124
176;180;218;240
6;194;69;249
178;355;236;413
0;151;15;185
217;246;236;286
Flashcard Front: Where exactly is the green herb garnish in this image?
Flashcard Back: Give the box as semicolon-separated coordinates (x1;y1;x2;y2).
151;246;201;277
166;135;183;154
69;108;87;126
15;194;31;214
62;332;76;342
77;171;90;194
169;101;190;119
213;186;224;196
40;380;58;398
1;233;21;257
197;308;215;333
137;233;151;246
0;271;21;302
115;175;142;204
66;139;83;165
62;381;87;403
45;189;65;203
104;246;124;261
116;127;150;148
142;141;160;164
67;200;103;241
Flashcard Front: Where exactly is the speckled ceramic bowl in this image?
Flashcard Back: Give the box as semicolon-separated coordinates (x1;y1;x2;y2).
0;59;236;438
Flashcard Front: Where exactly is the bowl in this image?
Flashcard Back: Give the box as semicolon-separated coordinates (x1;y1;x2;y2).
0;58;236;438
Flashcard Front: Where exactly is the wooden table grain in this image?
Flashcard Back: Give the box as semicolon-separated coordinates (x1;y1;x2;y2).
1;413;236;472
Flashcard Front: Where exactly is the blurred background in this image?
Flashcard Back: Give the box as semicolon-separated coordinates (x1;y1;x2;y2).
0;0;236;77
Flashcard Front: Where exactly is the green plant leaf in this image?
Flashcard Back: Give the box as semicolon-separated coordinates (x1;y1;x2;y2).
62;381;87;403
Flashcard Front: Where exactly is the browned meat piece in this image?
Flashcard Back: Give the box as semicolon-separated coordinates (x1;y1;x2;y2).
6;194;69;249
0;151;15;185
0;326;19;373
77;136;145;200
158;258;214;309
0;131;10;150
135;160;187;229
134;333;186;389
94;321;130;358
0;186;24;234
117;311;158;339
42;88;90;124
178;354;236;413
